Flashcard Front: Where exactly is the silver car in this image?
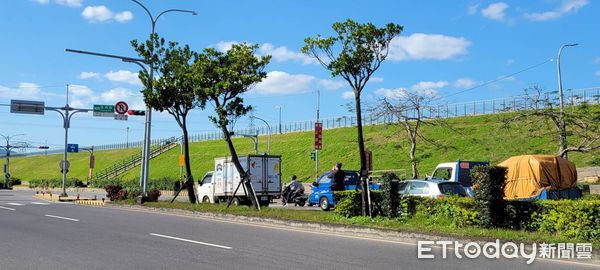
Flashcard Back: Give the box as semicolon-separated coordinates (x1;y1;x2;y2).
398;179;469;198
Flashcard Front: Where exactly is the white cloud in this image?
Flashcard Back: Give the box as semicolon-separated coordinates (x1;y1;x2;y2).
341;91;355;99
105;70;141;86
318;79;345;91
33;0;49;4
259;43;316;65
506;59;515;65
374;88;409;99
78;71;100;80
214;41;240;52
253;71;315;95
524;0;588;21
55;0;82;7
481;2;509;22
114;11;133;23
69;84;97;108
100;87;145;109
595;57;600;64
370;77;384;83
596;70;600;77
411;81;448;91
388;33;471;61
453;78;478;89
82;6;133;23
468;4;479;15
0;82;43;100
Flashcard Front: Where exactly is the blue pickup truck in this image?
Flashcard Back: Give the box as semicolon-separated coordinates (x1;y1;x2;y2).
308;170;380;211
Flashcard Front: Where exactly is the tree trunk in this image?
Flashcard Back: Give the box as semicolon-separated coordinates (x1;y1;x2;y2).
219;123;259;210
354;92;368;216
181;122;197;204
410;134;418;179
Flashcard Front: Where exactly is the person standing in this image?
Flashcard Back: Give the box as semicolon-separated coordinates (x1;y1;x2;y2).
329;162;346;191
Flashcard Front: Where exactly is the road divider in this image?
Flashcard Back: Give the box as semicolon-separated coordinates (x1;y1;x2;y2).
44;214;80;222
149;233;232;250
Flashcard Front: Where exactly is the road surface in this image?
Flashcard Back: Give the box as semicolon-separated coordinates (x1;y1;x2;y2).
0;190;597;270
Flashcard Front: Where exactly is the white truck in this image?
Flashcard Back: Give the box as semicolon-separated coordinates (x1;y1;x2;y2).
427;160;489;194
197;155;282;206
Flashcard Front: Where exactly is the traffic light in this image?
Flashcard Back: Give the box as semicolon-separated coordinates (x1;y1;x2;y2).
38;146;49;149
127;110;146;116
310;151;316;161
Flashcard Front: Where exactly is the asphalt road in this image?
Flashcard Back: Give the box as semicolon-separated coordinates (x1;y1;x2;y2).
0;190;597;270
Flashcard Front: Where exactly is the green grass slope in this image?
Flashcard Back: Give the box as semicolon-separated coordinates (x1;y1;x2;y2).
10;111;599;184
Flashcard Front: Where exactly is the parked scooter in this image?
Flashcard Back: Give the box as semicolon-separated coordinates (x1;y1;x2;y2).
282;185;308;207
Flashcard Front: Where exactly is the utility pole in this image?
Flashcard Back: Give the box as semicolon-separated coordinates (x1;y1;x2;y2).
557;43;578;159
126;127;130;148
315;89;320;178
275;105;282;134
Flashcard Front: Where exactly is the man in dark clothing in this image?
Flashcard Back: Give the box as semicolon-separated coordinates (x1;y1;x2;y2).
329;162;346;191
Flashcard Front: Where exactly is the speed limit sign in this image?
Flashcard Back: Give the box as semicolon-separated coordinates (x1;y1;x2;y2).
115;101;129;115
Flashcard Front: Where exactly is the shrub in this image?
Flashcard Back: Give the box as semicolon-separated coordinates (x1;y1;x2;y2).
334;191;382;217
380;173;400;218
116;189;128;200
413;196;478;227
73;179;87;188
471;165;507;228
530;199;600;241
147;189;161;202
105;184;123;201
7;177;21;187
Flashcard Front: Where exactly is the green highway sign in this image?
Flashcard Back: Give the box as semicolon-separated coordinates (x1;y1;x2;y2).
93;104;115;117
93;104;114;113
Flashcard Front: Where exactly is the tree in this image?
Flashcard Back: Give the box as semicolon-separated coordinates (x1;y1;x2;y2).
502;86;600;158
302;19;403;215
132;34;199;203
193;43;270;210
372;90;453;179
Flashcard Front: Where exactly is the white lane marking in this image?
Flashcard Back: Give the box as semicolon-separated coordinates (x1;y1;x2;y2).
149;233;232;250
0;206;16;211
6;203;24;206
44;214;79;222
31;202;50;205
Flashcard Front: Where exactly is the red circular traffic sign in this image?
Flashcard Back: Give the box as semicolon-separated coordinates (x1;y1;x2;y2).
115;101;129;114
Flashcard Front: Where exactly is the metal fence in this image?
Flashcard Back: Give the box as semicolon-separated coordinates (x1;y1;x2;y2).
25;87;600;155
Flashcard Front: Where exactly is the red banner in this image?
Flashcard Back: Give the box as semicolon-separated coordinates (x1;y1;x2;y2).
314;122;322;150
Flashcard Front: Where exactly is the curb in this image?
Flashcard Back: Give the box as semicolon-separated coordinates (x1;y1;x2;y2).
33;193;106;206
76;200;106;207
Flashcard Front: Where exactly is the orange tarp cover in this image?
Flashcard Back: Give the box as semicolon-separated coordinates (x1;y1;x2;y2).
499;155;577;199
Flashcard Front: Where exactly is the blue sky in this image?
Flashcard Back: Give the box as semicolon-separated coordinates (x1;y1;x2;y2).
0;0;599;150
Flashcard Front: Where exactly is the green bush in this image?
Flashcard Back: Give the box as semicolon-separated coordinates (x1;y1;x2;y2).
380;173;400;218
413;196;478;227
29;178;86;189
147;189;161;202
472;165;507;228
334;191;382;217
7;177;21;187
530;199;600;241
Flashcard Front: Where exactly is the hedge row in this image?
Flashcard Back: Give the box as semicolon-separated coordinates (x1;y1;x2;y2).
29;177;181;191
334;191;600;242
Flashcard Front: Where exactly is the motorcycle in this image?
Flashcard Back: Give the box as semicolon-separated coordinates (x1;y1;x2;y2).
282;186;308;207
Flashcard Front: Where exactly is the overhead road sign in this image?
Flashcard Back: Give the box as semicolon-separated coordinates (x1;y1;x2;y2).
10;100;45;115
93;104;115;117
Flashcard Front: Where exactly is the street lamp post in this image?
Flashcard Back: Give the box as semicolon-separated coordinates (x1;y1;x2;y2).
129;0;197;199
250;116;271;154
557;43;578;159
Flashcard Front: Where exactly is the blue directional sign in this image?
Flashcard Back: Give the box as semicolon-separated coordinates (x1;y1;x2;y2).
67;144;79;153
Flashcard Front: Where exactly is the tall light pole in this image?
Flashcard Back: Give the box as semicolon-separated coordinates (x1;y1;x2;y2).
126;127;130;148
557;43;578;159
250;116;271;154
129;0;197;199
275;105;282;134
1;133;24;189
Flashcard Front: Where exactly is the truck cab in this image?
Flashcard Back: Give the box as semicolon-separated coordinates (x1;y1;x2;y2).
428;160;489;194
197;171;215;203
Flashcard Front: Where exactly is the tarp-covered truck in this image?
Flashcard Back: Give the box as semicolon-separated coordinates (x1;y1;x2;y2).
499;155;581;200
197;155;282;206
